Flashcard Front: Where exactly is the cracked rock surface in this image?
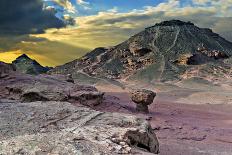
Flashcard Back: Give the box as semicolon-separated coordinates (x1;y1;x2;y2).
0;101;159;155
0;72;104;107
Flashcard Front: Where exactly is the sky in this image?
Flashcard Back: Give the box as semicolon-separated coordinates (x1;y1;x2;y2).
0;0;231;66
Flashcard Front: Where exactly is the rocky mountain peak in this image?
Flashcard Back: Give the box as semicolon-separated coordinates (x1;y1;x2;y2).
13;54;38;65
154;20;194;27
16;54;30;60
12;54;51;75
49;20;232;83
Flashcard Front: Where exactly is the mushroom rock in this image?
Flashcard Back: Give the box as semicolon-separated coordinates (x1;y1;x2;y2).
130;89;156;113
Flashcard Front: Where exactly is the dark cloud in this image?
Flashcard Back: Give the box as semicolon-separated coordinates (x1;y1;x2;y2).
0;0;65;35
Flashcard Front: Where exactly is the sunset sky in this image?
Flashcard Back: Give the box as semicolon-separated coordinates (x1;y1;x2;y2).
0;0;231;66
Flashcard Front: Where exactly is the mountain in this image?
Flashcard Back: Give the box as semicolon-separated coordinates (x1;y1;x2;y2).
49;20;232;84
12;54;51;75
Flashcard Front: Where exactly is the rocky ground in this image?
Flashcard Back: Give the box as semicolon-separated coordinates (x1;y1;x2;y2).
0;100;159;155
1;61;232;155
0;66;159;155
96;83;232;155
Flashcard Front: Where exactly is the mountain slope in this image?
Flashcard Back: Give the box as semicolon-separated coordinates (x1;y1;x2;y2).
49;20;232;83
12;54;51;75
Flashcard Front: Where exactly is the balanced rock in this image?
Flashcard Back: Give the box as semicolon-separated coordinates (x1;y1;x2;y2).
130;89;156;113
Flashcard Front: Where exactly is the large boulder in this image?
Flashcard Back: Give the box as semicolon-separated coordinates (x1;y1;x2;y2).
0;101;159;154
130;89;156;113
0;73;104;107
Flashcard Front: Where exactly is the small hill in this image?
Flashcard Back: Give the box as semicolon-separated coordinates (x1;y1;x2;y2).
0;61;16;78
49;20;232;84
12;54;51;75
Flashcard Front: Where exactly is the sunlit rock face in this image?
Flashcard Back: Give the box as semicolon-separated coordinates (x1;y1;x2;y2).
49;20;232;83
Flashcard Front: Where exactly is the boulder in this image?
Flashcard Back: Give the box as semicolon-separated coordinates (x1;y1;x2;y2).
66;74;74;83
129;42;152;56
130;89;156;113
197;47;229;60
0;73;104;107
0;101;159;154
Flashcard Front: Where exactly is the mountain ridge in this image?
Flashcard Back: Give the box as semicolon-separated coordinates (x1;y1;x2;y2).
49;20;232;84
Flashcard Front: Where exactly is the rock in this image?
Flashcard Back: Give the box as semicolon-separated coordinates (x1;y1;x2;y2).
66;74;74;83
0;101;159;154
146;116;153;121
199;49;229;59
0;61;16;75
174;54;193;65
129;41;152;56
153;20;194;26
0;73;104;107
197;45;229;59
130;89;156;113
119;141;126;146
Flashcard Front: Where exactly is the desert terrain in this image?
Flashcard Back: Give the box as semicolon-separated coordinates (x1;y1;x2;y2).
1;20;232;155
95;81;232;155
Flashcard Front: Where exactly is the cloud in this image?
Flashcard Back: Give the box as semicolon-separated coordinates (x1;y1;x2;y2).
0;0;65;35
76;0;89;5
76;0;91;10
191;0;232;16
70;0;232;41
51;0;77;13
33;0;232;51
192;0;211;5
0;38;90;66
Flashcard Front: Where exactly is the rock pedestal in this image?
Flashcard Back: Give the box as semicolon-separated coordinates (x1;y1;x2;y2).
130;89;156;113
136;103;149;113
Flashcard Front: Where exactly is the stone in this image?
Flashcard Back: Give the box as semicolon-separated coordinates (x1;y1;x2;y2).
119;141;126;146
0;101;159;154
174;54;193;65
66;74;74;83
197;45;229;59
130;89;156;113
0;73;104;107
129;41;152;57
